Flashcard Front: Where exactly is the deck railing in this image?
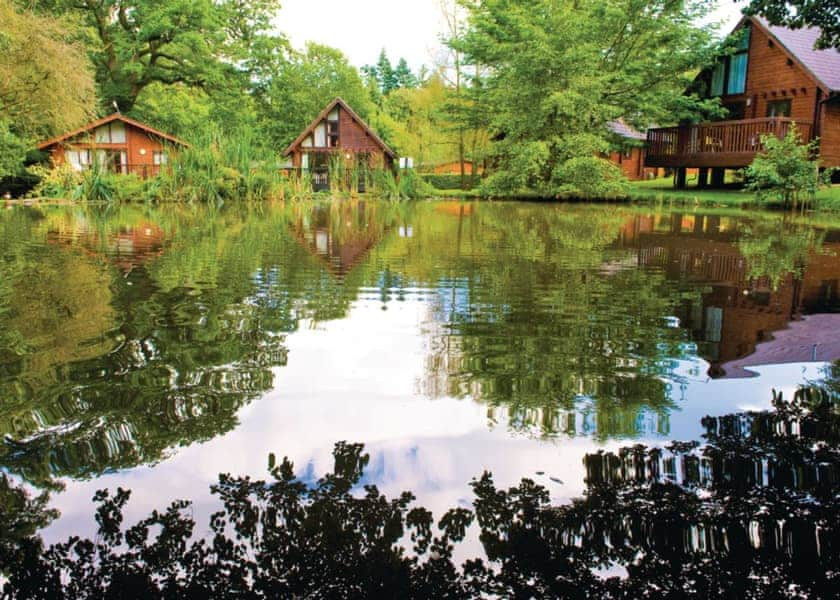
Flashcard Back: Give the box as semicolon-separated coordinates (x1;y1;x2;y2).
646;118;812;168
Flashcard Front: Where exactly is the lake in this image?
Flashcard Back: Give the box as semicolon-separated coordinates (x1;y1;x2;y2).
1;199;839;586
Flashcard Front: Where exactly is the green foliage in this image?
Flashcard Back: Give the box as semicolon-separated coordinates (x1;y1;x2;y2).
453;0;719;194
256;43;373;150
422;173;478;190
158;127;283;203
744;125;833;209
363;49;419;96
1;1;96;137
394;58;418;89
28;0;283;112
555;156;629;198
368;169;433;201
0;121;30;178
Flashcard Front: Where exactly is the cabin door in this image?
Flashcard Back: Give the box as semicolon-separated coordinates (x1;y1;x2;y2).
310;153;330;192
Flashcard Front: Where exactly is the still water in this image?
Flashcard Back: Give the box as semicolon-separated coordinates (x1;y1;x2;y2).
1;199;838;548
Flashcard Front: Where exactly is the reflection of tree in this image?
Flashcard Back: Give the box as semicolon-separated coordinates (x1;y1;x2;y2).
4;367;840;598
369;203;694;440
737;219;825;289
0;204;366;487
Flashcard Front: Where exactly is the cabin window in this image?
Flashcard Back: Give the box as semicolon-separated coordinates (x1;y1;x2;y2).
314;122;327;147
327;120;339;148
153;151;168;165
97;149;127;173
766;99;791;118
623;148;633;159
94;121;126;144
710;62;725;97
66;149;92;171
727;52;748;94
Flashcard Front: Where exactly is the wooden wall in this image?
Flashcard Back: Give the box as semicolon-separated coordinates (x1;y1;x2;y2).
820;102;840;168
742;25;820;124
608;148;659;180
50;123;166;174
290;105;392;169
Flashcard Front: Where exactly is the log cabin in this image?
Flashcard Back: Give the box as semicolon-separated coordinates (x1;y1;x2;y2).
38;114;187;178
646;16;840;187
283;98;396;192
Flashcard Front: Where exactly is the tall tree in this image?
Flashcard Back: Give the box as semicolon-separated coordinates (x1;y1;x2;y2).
453;0;720;194
376;49;398;95
0;1;96;174
256;43;374;149
741;0;840;49
394;58;418;89
24;0;282;112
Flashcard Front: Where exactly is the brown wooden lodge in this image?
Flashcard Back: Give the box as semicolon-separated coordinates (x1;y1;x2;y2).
645;16;840;187
283;98;396;192
38;114;188;179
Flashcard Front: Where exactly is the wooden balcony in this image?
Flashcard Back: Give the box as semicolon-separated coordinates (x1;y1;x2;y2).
645;118;812;168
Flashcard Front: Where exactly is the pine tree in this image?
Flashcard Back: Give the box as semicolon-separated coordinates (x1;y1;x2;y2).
394;58;418;90
376;49;397;94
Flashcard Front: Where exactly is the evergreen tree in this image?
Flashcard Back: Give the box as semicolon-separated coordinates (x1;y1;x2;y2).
394;58;418;89
376;49;397;94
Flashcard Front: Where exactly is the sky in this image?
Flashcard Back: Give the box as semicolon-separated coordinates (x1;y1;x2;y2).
275;0;746;70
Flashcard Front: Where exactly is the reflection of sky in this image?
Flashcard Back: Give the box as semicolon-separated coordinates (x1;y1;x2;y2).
40;296;827;551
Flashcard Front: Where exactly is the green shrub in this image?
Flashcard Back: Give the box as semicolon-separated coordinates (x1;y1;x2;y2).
744;124;834;210
555;156;628;199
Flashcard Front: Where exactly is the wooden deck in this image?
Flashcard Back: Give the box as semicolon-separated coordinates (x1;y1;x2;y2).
645;118;812;168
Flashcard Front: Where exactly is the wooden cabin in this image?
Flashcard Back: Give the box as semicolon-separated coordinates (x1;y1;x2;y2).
646;17;840;187
283;98;396;192
424;160;484;176
606;120;662;180
38;114;187;178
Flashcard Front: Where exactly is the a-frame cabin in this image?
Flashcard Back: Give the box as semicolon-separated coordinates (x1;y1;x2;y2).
283;98;396;192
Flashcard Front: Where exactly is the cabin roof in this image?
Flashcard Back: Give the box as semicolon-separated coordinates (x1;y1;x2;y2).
747;17;840;92
282;98;396;158
608;119;647;141
37;113;188;150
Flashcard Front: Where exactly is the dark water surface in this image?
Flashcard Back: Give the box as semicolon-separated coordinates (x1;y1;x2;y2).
1;200;839;561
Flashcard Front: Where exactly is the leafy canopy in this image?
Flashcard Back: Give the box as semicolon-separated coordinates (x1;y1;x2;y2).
24;0;283;112
453;0;720;194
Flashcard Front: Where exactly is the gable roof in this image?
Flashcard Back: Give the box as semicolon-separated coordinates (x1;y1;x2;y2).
37;113;188;150
282;98;396;158
746;17;840;93
608;119;647;141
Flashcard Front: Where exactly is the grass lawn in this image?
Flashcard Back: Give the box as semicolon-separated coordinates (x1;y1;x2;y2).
628;178;840;211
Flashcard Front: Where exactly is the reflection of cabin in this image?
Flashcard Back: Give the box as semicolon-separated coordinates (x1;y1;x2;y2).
289;202;390;276
646;17;840;187
47;221;169;273
606;120;662;181
283;98;396;192
38;114;187;178
618;215;840;375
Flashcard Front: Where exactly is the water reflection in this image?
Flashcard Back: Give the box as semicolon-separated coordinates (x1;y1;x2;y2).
0;201;839;489
3;366;839;598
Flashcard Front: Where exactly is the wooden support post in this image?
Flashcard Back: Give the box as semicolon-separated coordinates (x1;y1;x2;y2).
711;168;726;188
675;168;687;189
697;167;709;189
